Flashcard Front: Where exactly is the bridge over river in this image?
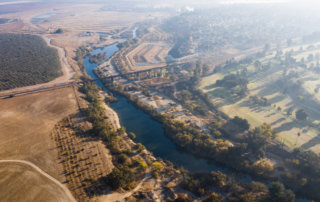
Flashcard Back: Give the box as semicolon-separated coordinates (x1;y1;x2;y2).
0;63;185;99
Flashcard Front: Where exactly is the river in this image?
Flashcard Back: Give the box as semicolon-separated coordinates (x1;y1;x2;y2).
83;43;229;173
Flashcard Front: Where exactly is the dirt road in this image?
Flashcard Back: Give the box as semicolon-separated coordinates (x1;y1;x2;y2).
98;171;151;202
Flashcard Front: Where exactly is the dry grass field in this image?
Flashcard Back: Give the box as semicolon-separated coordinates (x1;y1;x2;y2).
126;42;170;71
0;87;78;200
0;162;72;202
200;44;320;153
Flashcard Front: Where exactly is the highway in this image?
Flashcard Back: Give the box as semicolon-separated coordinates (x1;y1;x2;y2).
0;63;183;99
0;81;78;99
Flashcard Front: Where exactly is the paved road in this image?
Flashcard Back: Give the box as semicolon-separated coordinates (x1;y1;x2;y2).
0;160;76;202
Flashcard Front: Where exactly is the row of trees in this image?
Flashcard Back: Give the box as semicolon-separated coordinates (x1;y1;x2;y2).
80;82;137;190
0;33;62;90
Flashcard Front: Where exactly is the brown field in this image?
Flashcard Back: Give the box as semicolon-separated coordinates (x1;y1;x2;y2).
126;42;170;71
0;162;72;202
52;113;114;201
0;87;78;199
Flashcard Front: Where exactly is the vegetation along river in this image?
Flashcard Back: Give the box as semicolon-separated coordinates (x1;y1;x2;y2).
84;43;228;173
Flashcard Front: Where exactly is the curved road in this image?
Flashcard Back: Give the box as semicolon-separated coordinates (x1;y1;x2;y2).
0;160;76;202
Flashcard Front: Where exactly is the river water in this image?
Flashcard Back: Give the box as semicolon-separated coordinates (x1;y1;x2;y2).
83;43;228;173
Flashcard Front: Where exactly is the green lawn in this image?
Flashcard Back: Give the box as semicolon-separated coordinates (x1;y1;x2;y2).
200;45;320;152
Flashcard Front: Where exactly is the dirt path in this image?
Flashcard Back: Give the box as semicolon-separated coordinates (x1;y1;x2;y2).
98;171;151;202
0;160;76;202
42;35;75;84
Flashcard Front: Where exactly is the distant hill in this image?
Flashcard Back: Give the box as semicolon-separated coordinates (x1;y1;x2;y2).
0;33;61;90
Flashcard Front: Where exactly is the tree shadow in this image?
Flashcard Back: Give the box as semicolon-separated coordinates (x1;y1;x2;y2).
256;86;279;97
274;121;303;133
250;85;264;92
285;101;294;107
203;83;217;90
268;94;286;104
265;112;276;117
270;118;286;126
302;76;319;82
206;88;244;107
238;100;265;113
300;135;320;150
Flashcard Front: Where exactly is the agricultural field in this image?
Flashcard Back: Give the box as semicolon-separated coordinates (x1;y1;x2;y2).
52;113;114;201
200;42;320;152
0;33;61;90
0;162;72;202
0;87;78;200
126;42;170;71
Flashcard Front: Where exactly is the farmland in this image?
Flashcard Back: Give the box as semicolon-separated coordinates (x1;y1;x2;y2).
0;87;78;200
52;113;114;201
0;162;72;202
0;33;61;90
200;42;320;152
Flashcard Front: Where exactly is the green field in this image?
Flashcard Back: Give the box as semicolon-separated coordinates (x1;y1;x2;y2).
0;34;62;90
200;44;320;152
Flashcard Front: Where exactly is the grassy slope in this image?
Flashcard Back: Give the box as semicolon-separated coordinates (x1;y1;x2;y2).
200;45;320;152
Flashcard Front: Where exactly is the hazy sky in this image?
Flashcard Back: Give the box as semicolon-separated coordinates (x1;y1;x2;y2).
219;0;320;4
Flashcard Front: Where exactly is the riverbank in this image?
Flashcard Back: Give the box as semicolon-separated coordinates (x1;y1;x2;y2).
80;81;189;201
100;91;121;130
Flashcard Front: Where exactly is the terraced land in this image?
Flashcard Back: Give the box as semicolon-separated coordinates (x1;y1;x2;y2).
126;42;170;71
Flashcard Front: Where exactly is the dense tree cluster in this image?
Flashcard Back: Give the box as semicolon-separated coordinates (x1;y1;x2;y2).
79;82;115;142
216;74;248;91
103;165;134;190
89;52;108;64
245;123;277;157
54;28;66;34
295;109;308;121
76;46;90;71
283;148;320;200
0;33;62;90
249;95;270;106
261;182;295;202
230;116;250;133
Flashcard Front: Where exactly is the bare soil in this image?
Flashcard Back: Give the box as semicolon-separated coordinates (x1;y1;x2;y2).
0;162;72;202
0;87;78;180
